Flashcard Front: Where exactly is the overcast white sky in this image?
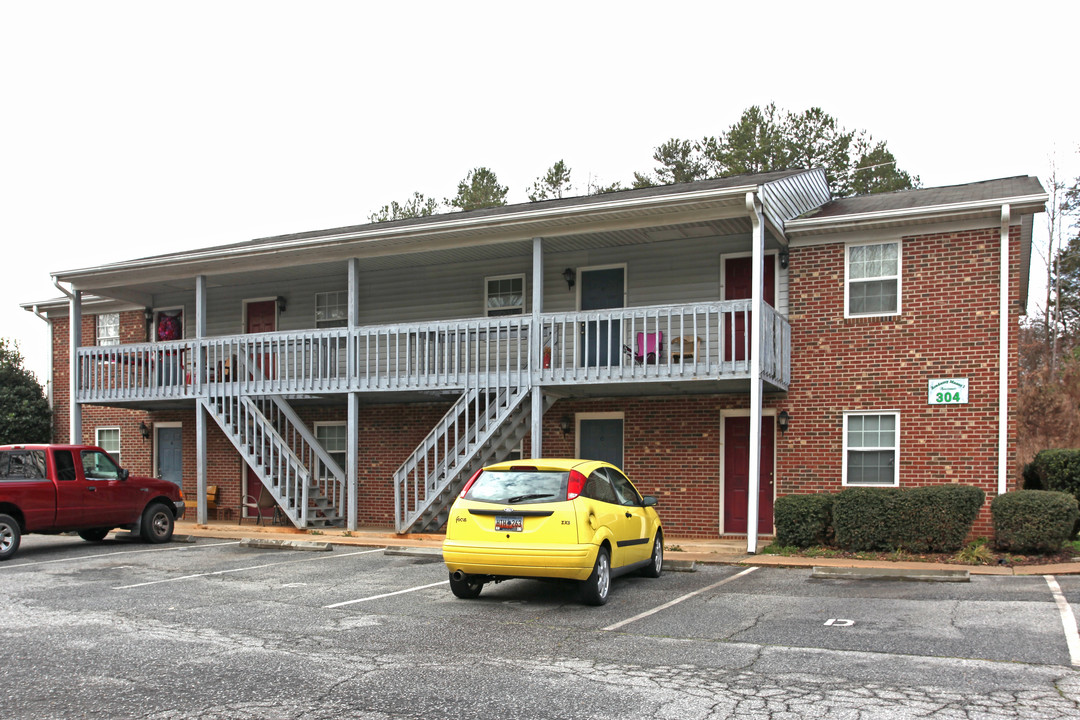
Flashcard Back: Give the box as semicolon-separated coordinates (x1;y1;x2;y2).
2;1;1078;385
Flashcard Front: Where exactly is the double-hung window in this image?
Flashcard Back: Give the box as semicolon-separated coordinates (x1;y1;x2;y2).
846;241;900;317
96;427;122;467
843;412;898;486
97;313;120;346
315;422;347;479
485;274;525;317
315;291;348;329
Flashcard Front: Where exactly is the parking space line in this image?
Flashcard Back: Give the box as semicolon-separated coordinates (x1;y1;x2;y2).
113;547;384;589
0;540;242;569
603;566;759;632
324;580;450;608
1045;575;1080;667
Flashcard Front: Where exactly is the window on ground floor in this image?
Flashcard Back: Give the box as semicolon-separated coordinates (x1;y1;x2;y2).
96;427;121;467
315;422;347;478
843;412;898;487
846;241;900;317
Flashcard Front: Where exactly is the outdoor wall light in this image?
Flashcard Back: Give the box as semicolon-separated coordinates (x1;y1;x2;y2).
139;421;151;440
559;415;573;436
144;308;154;323
562;268;576;291
276;296;287;313
779;247;789;270
777;410;790;436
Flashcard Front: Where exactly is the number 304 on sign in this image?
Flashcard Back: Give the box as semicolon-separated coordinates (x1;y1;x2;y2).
928;378;968;405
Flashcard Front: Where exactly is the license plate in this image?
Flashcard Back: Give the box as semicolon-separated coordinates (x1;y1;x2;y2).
495;515;523;532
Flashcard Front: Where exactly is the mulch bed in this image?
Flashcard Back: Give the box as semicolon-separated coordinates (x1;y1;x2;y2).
770;547;1080;567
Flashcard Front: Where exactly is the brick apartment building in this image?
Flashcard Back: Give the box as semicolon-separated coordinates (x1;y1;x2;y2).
24;169;1047;551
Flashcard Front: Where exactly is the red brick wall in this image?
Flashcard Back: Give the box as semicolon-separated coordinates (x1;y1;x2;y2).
783;225;1022;536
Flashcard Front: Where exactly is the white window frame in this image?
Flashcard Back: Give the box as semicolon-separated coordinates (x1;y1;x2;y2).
96;426;121;467
484;273;526;317
314;421;347;479
96;313;120;346
842;411;900;487
315;290;348;328
845;240;901;318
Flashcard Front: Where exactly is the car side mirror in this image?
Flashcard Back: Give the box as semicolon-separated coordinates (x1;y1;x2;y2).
119;468;130;481
641;495;658;507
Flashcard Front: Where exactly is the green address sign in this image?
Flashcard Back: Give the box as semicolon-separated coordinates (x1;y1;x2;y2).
928;378;968;405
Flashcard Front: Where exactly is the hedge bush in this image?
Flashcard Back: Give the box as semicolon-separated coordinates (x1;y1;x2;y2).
832;485;985;553
773;494;833;548
992;490;1079;553
1023;449;1080;535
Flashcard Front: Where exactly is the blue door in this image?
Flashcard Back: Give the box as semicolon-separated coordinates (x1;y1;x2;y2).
157;427;183;486
580;267;624;367
579;418;623;468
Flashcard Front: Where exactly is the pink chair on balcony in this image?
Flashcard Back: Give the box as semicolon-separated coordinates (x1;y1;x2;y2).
624;331;663;365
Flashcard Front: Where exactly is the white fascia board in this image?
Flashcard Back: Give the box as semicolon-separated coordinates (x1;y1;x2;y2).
786;193;1048;236
54;185;758;284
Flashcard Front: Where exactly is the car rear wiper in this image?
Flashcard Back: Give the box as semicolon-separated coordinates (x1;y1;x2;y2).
505;493;555;503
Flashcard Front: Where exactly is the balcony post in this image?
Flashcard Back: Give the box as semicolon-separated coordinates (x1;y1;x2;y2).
69;289;82;443
347;258;360;529
531;237;543;457
745;192;764;554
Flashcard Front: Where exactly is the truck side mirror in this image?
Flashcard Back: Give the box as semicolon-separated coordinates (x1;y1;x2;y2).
119;468;130;481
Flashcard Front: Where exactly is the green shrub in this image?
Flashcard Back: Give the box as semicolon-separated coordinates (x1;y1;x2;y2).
890;485;985;553
773;494;834;548
1025;450;1080;535
833;485;985;553
992;490;1079;553
833;487;898;551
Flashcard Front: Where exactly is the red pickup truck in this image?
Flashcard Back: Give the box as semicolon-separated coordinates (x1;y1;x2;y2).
0;444;186;560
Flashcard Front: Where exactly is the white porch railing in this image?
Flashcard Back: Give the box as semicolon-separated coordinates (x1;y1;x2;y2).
74;302;790;403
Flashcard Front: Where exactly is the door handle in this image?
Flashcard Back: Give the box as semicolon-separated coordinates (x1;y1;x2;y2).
625;511;632;518
87;486;97;492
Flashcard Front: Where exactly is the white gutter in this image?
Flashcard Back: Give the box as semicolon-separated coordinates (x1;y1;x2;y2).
786;194;1048;235
30;304;48;324
998;205;1010;496
53;184;759;281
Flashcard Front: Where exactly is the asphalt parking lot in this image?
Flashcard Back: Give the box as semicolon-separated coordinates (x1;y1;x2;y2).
3;534;1080;719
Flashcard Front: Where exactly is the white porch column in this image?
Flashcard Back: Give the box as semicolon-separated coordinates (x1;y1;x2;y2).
998;206;1011;496
196;401;208;525
745;192;765;554
531;237;544;458
347;258;360;530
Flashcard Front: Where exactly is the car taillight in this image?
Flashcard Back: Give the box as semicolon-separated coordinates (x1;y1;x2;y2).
459;469;484;497
566;470;586;500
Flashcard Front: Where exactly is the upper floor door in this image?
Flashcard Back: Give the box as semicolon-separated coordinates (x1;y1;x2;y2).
724;255;776;363
245;300;277;379
579;267;625;367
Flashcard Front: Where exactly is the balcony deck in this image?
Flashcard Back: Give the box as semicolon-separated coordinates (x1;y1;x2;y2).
75;301;791;406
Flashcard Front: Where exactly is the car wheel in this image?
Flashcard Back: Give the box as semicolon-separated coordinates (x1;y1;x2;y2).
140;503;174;544
78;528;111;542
581;546;611;606
0;514;21;561
448;572;483;599
640;532;663;578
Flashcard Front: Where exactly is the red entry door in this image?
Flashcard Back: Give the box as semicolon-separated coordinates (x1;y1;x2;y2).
723;416;775;534
246;300;277;379
724;256;776;362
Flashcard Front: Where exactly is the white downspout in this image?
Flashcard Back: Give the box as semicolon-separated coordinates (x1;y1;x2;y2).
745;191;765;554
998;205;1011;496
52;276;82;444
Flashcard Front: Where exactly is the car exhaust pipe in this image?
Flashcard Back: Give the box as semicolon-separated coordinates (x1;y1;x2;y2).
451;570;467;582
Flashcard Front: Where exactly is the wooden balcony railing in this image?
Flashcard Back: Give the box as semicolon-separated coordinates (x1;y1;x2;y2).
74;302;790;403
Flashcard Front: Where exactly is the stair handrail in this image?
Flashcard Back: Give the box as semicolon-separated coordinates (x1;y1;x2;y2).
260;395;347;516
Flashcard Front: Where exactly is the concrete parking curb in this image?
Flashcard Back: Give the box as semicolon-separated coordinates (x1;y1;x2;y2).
239;538;333;551
810;566;970;582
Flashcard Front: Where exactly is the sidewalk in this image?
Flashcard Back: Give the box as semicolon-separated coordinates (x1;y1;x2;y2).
175;521;1080;577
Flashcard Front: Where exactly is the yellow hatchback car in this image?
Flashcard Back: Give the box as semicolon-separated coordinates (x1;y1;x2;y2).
442;459;663;605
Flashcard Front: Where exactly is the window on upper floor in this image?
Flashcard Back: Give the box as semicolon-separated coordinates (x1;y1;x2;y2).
97;313;120;346
316;291;348;328
485;274;525;317
846;241;900;317
96;427;121;468
843;412;898;487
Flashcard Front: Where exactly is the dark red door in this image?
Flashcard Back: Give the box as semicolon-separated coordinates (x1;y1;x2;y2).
724;256;776;362
246;300;276;379
723;416;775;534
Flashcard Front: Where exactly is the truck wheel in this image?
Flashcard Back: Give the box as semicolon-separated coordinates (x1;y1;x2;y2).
140;503;174;544
0;513;21;561
78;528;111;542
